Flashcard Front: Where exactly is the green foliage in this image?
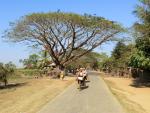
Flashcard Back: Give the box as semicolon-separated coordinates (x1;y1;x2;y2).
111;41;126;59
134;0;150;23
38;50;51;69
130;0;150;70
66;51;107;70
20;54;39;69
130;50;150;70
102;42;135;71
0;62;16;86
5;61;16;73
99;54;112;69
112;42;134;68
20;50;52;70
17;69;41;77
135;36;150;57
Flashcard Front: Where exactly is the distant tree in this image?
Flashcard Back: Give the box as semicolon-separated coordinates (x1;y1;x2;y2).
38;50;51;68
0;62;16;86
97;53;110;70
130;0;150;70
20;54;39;69
111;41;134;68
4;12;123;69
102;42;135;72
66;51;108;70
5;61;16;73
66;50;98;69
111;41;126;60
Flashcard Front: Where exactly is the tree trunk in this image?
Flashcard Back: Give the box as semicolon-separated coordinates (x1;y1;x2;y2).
4;75;7;87
55;63;65;71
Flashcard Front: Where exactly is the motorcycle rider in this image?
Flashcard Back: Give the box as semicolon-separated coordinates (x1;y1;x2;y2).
82;68;88;81
77;68;86;88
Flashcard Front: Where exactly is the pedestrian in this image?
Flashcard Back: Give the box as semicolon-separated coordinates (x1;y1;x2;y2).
60;70;64;80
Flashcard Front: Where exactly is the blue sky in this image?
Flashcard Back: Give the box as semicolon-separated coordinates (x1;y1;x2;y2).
0;0;138;67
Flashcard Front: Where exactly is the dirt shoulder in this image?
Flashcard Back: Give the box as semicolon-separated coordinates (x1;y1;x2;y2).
0;77;75;113
102;73;150;113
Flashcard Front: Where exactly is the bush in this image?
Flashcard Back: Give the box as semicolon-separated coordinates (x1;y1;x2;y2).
0;62;16;86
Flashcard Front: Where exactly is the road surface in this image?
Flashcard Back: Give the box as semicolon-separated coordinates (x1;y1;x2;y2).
37;71;125;113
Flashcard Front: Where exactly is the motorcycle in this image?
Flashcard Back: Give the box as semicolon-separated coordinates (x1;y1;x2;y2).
77;76;86;89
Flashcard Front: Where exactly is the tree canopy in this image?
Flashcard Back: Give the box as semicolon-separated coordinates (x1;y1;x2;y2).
19;54;39;69
66;50;107;70
130;0;150;70
101;41;135;72
111;41;126;60
19;50;52;69
4;12;123;68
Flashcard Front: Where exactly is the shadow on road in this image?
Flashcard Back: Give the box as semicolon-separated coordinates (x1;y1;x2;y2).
80;85;89;91
0;82;28;89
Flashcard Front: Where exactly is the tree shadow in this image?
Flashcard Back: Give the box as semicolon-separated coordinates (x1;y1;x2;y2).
130;78;150;88
0;82;28;89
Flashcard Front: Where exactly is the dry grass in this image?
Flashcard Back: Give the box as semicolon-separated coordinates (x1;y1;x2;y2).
0;77;74;113
104;79;145;113
101;73;149;113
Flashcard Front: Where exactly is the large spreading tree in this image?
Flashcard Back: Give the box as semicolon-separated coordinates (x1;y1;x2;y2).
4;12;123;69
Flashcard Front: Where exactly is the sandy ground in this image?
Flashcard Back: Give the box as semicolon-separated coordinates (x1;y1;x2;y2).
103;76;150;113
0;77;74;113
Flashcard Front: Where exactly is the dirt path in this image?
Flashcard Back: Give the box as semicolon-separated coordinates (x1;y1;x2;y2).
38;72;125;113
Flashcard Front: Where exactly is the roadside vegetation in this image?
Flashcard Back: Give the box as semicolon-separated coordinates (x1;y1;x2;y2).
0;62;16;87
100;0;150;85
99;1;150;113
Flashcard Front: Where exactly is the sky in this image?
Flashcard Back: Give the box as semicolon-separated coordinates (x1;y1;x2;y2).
0;0;138;67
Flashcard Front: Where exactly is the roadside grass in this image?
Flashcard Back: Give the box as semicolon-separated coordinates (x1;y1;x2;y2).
16;69;42;77
101;73;146;113
0;73;75;113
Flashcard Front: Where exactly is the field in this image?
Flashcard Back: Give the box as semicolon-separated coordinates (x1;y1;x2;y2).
0;75;74;113
103;75;150;113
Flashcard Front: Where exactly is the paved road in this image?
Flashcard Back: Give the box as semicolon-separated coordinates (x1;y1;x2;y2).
37;71;125;113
